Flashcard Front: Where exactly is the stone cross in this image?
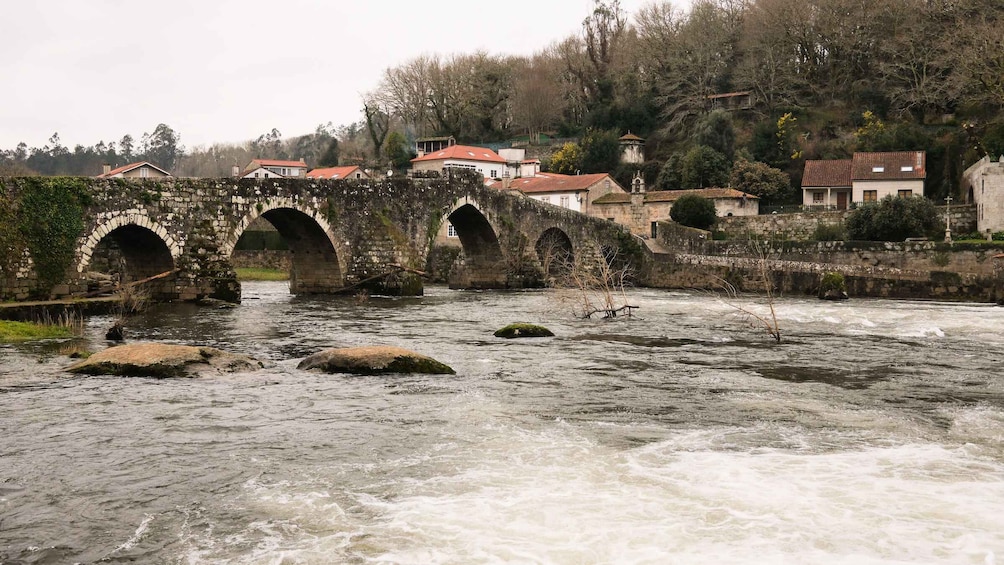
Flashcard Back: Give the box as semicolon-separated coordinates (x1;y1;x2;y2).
944;195;953;243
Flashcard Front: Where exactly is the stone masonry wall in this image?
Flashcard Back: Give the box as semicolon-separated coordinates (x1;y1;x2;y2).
717;205;977;240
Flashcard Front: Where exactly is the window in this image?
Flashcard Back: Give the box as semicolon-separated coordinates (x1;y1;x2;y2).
560;196;570;208
898;189;912;198
812;192;824;204
254;172;260;178
356;173;362;179
900;166;914;172
490;169;497;178
872;166;885;173
447;224;457;238
863;190;877;202
140;167;149;178
540;196;550;204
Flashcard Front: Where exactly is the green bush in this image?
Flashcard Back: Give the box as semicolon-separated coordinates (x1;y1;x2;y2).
671;194;717;231
844;195;940;241
812;223;846;241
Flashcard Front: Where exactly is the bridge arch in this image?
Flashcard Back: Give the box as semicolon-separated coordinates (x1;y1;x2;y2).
76;214;181;299
444;199;508;289
226;198;345;294
534;227;575;282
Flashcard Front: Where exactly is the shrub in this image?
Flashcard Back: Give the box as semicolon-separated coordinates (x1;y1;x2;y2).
819;272;847;295
844;195;940;241
812;223;846;241
671;195;717;231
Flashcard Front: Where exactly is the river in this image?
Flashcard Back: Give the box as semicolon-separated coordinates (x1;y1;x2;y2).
1;282;1003;564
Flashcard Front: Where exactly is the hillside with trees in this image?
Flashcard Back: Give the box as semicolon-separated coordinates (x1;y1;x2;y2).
3;0;1003;205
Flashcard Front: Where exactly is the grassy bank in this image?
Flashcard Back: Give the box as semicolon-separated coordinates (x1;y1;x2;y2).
0;320;76;342
235;267;289;281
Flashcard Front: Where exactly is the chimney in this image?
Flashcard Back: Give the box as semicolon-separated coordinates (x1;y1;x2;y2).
102;163;111;175
231;165;240;177
502;170;511;190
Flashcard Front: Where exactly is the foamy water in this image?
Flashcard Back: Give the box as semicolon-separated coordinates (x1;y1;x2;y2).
2;284;1003;564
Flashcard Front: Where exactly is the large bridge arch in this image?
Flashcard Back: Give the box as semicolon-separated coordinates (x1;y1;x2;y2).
75;213;182;299
225;198;346;295
444;199;509;289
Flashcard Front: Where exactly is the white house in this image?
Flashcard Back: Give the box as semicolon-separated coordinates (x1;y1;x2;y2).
802;151;926;207
97;161;172;179
410;144;507;179
488;172;626;216
239;158;309;179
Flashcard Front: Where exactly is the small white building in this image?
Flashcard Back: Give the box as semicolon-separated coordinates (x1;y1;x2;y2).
964;155;1004;235
410;144;507;179
619;132;645;165
97;161;172;179
239;158;309;179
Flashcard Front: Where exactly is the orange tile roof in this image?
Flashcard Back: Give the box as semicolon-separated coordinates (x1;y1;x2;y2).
97;161;170;178
802;159;852;188
306;166;363;179
411;144;505;164
851;151;926;180
593;188;757;204
489;172;619;194
619;132;644;142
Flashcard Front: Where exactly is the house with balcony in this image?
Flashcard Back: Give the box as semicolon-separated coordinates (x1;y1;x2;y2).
410;144;507;180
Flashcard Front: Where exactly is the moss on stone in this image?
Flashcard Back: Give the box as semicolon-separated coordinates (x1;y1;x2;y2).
494;323;555;339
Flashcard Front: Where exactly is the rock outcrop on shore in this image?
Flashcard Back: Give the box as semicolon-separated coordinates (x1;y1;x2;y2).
67;343;264;377
297;346;455;375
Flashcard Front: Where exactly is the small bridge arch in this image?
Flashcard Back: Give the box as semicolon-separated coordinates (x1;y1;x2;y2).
225;197;346;295
75;213;182;299
443;198;510;289
534;226;575;282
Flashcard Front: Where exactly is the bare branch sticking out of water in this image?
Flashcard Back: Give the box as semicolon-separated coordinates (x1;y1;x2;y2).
714;239;781;343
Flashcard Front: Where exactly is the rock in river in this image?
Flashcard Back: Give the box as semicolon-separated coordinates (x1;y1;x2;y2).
67;342;264;378
494;323;555;339
297;346;455;375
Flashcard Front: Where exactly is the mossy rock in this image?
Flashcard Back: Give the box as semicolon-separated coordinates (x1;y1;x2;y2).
297;345;455;375
818;272;849;300
67;342;264;377
494;323;555;339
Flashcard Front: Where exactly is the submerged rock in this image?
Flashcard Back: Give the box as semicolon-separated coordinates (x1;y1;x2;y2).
494;323;555;339
67;343;263;378
297;346;455;375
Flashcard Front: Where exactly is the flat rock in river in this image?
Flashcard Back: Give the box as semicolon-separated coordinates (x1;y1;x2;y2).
67;342;264;377
297;345;455;375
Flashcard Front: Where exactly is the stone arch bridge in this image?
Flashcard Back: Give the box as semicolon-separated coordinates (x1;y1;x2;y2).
0;171;642;302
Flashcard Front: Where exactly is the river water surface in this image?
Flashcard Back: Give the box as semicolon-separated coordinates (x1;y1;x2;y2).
1;283;1003;564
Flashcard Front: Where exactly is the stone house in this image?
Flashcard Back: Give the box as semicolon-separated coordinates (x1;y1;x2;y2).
306;165;370;180
410;144;507;180
592;185;758;238
239;158;309;179
97;161;171;179
802;151;926;208
963;155;1004;235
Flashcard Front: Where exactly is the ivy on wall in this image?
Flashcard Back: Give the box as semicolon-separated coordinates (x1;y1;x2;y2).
0;177;90;295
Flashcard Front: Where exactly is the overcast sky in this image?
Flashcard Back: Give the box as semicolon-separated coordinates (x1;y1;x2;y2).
1;0;693;151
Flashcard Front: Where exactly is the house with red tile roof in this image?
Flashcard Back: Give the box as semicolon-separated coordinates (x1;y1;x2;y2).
306;165;370;180
488;172;626;216
97;161;171;179
802;151;926;208
410;144;507;180
239;158;308;179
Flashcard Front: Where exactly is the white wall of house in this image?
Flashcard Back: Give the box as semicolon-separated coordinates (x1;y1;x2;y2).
412;158;503;179
852;179;925;203
264;165;305;177
241;167;281;179
519;162;540;178
716;197;759;216
529;191;583;213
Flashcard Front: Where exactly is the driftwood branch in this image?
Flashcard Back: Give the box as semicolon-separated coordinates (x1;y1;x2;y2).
329;263;426;294
76;268;180;299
